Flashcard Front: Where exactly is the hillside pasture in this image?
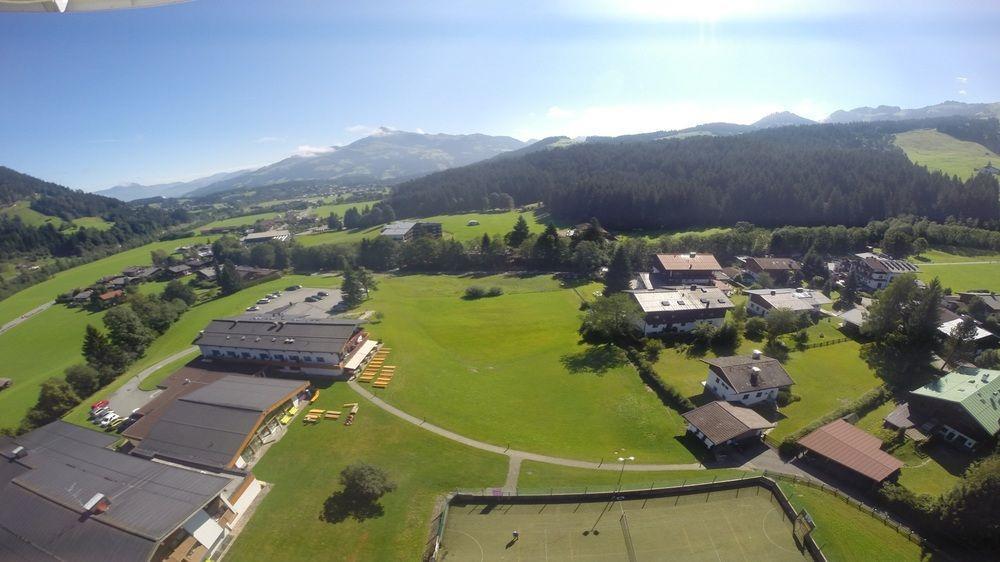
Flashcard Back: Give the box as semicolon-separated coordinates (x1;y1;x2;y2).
894;128;999;180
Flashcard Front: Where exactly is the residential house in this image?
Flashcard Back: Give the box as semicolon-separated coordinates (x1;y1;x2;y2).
650;252;722;285
379;221;443;242
629;287;733;335
975;161;1000;176
909;367;1000;449
234;265;278;281
0;421;262;562
241;229;291;244
797;419;903;484
957;291;1000;314
937;316;998;348
702;351;794;405
746;287;832;317
848;254;919;291
682;400;775;449
71;289;94;305
98;289;124;305
122;265;161;282
193;317;370;377
166;264;192;278
196;266;218;281
743;257;801;284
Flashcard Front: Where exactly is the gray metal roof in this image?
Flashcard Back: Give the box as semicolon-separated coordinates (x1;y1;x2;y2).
194;317;362;355
380;221;417;237
0;422;231;561
182;376;306;412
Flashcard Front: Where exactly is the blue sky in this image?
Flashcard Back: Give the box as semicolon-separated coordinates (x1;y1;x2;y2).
1;0;999;190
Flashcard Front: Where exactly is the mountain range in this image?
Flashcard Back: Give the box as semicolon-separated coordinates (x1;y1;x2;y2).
94;100;998;201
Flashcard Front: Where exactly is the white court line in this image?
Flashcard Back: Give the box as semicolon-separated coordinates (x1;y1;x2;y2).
723;510;751;562
761;507;802;554
453;530;485;562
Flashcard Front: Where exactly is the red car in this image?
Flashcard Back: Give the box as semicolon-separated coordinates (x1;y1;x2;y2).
91;399;109;411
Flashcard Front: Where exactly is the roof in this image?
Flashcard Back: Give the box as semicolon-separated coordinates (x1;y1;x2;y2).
958;292;1000;311
631;287;733;314
837;307;867;328
910;367;1000;436
655;253;722;273
193;317;362;355
0;422;230;561
937;318;995;341
703;355;794;393
343;339;379;371
132;375;307;470
746;288;831;311
862;256;918;274
98;289;123;301
241;229;290;242
745;257;801;272
682;401;774;444
798;419;903;482
381;221;417;237
166;264;191;273
884;403;916;430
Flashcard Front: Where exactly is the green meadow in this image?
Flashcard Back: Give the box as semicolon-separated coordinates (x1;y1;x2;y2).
894;128;1000;180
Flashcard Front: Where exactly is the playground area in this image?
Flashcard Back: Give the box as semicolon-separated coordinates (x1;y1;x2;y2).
438;485;812;561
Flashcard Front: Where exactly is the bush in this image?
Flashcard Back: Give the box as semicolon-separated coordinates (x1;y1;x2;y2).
792;329;809;348
642;338;664;362
776;388;801;407
745;316;767;339
464;286;486;299
486;286;503;297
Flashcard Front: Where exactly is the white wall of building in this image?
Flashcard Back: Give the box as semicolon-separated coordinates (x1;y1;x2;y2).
641;316;725;335
704;371;780;405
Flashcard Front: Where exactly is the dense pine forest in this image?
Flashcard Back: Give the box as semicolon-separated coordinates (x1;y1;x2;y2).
0;166;188;259
389;118;1000;229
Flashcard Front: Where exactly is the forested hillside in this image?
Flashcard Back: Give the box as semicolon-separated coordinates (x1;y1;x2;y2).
389;118;1000;230
0;166;188;259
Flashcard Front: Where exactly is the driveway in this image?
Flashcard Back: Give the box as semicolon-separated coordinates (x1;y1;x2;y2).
0;301;54;336
106;346;199;416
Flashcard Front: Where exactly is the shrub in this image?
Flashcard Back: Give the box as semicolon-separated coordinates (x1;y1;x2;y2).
776;388;801;407
792;329;809;348
745;317;767;339
463;286;486;299
642;338;664;362
486;286;503;297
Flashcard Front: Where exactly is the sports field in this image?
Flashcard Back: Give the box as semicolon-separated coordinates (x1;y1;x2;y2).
440;487;808;561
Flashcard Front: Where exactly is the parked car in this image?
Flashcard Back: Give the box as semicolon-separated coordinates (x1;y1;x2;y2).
314;293;325;299
256;298;270;305
108;417;126;430
317;291;329;297
304;296;318;303
117;413;144;433
0;378;12;391
91;399;109;410
287;285;302;291
90;406;111;420
99;413;119;428
246;305;260;311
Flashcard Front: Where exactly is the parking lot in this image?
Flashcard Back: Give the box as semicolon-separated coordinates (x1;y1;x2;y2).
244;286;343;319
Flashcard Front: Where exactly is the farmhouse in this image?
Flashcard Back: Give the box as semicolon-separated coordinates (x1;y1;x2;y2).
975;161;1000;176
797;419;903;484
909;367;1000;449
194;317;369;377
682;400;775;449
957;291;1000;313
849;254;919;291
629;287;733;334
651;252;721;285
241;229;291;244
128;371;308;472
166;264;192;278
703;351;794;405
746;287;832;317
0;421;260;562
743;257;801;283
379;221;443;242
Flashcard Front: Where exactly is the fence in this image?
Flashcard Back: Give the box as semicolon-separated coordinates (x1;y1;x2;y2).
798;336;849;349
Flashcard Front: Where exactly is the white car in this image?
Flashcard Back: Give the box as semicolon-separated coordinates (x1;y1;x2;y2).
98;412;118;427
246;305;260;311
90;406;110;420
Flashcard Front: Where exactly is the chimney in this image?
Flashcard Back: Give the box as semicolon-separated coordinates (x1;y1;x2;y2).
10;446;26;459
84;493;111;515
752;349;762;360
689;251;696;258
770;290;776;296
750;366;761;386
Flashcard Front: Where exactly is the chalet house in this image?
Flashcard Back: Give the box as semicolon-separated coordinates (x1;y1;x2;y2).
0;421;264;562
797;419;903;485
682;400;775;449
629;287;733;335
909;367;1000;449
380;221;443;242
975;161;1000;176
848;253;919;291
71;289;94;305
937;316;998;348
194;317;370;377
234;265;278;281
197;266;218;281
746;287;832;317
166;264;192;278
651;252;722;285
743;257;801;283
122;265;161;282
703;351;794;406
241;229;291;245
98;289;124;305
957;291;1000;314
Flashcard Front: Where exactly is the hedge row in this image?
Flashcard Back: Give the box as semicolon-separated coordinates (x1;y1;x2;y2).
777;385;891;457
624;347;696;412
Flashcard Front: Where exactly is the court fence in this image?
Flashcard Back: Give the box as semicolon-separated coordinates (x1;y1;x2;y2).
427;474;827;562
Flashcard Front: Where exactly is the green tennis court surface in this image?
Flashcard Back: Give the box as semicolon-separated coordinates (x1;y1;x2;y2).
440;487;810;561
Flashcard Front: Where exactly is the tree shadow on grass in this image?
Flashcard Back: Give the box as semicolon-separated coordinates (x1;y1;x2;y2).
560;345;627;375
320;490;386;523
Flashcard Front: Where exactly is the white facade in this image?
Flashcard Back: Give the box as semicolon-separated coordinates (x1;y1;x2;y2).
704;370;780;405
641;316;725;335
199;344;342;376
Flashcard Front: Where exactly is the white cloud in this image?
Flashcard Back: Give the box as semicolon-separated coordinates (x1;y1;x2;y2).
345;124;375;134
295;144;337;157
955;76;968;83
255;136;284;143
958;89;967;96
546;106;575;119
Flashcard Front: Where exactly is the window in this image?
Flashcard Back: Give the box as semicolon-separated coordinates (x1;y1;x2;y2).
755;392;762;398
304;356;313;362
290;355;300;362
227;351;237;358
275;354;285;361
212;350;221;357
964;440;975;449
742;394;749;400
259;353;269;360
316;356;326;363
241;352;251;359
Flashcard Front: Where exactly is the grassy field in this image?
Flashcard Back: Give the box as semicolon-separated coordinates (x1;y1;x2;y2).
917;263;1000;293
70;216;115;230
0;200;63;227
0;233;215;328
778;483;926;562
914;247;1000;264
442;486;808;562
653;318;881;442
225;383;508;562
200;201;374;230
894;129;1000;180
360;273;697;464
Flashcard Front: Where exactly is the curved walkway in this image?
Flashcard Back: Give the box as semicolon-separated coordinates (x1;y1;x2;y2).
107;346;199;414
347;380;706;473
0;300;54;337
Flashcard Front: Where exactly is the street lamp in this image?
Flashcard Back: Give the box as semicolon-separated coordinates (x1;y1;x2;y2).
616;456;635;491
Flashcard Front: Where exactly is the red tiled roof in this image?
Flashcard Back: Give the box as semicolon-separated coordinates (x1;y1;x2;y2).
655;253;721;272
98;289;123;301
798;419;903;482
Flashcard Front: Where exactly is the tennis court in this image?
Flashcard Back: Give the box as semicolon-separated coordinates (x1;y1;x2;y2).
439;486;810;561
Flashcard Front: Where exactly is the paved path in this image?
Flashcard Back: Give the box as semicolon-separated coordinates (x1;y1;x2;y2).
347;380;705;473
107;346;199;414
0;301;54;337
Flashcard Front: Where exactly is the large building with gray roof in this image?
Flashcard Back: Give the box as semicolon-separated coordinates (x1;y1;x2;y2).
629;287;733;334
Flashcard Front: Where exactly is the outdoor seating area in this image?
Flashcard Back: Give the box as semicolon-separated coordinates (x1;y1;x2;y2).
303;403;359;426
357;347;398;388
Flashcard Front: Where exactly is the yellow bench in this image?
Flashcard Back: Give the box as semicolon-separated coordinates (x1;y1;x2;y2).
324;411;341;419
308;409;325;415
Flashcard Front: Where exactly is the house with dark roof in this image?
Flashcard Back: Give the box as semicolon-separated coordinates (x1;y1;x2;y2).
703;351;795;405
651;252;722;285
743;257;801;284
166;263;192;278
797;419;903;484
975;161;1000;176
909;367;1000;449
129;372;308;472
0;421;261;562
957;291;1000;314
746;287;832;317
379;221;443;242
629;287;733;334
194;317;369;377
682;401;775;449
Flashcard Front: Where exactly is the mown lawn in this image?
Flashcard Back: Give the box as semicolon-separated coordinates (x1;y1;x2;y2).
779;482;927;562
200;200;367;230
894;129;999;180
516;461;751;493
363;273;697;463
917;262;1000;293
225;383;507;562
913;247;1000;264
